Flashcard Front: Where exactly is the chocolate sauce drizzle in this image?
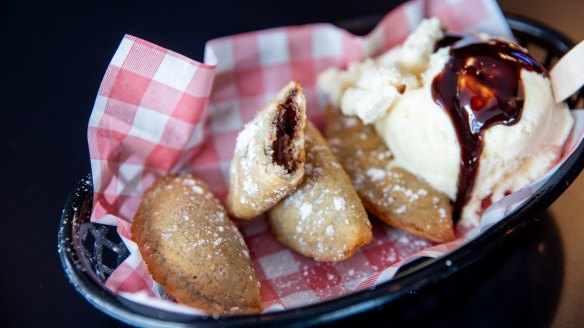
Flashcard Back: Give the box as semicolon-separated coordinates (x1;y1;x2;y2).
431;36;546;220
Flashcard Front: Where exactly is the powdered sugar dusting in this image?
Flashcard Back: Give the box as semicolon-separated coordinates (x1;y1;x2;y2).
227;83;306;218
300;203;313;220
333;197;345;210
134;175;258;311
269;124;371;261
366;168;386;181
232;117;262;208
325;225;334;236
182;176;204;194
438;207;447;219
395;205;407;214
325;106;454;242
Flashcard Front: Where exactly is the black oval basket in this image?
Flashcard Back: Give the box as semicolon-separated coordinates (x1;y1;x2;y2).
58;15;584;327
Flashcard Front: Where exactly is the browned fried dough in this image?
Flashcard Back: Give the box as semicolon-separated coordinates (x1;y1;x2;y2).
132;174;260;315
324;105;454;243
268;121;372;261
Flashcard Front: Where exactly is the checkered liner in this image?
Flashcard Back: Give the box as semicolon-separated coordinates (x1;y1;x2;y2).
87;0;584;314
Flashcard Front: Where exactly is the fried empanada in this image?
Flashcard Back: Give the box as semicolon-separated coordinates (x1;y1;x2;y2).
268;121;372;262
226;81;307;220
131;174;261;315
324;105;454;243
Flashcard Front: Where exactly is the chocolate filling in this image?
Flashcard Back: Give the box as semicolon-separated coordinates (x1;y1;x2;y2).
272;89;299;173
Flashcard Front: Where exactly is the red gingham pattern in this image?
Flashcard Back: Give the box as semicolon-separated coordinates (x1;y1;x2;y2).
86;0;582;314
88;35;215;222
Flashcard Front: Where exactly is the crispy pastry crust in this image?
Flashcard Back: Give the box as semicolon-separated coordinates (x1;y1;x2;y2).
324;105;454;243
268;121;372;262
226;81;307;220
131;174;261;315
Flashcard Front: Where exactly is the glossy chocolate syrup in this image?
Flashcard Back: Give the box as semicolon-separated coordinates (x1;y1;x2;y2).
433;34;463;51
431;36;546;219
273;89;299;173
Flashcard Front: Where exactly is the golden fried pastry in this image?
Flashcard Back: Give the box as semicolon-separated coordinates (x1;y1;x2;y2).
268;121;372;262
131;174;261;315
324;105;454;243
226;81;307;220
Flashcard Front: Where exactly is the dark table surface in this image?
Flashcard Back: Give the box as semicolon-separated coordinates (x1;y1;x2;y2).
1;1;582;327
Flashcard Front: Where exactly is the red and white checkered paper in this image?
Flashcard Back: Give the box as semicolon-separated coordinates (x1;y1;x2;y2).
87;0;584;315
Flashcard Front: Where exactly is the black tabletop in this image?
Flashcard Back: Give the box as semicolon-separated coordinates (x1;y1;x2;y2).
0;1;577;327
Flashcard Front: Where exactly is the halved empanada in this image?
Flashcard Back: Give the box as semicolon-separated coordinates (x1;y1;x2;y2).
226;81;307;220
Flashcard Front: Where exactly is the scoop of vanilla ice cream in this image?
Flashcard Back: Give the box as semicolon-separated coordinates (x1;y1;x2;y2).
319;18;443;121
377;58;573;225
318;18;574;227
461;70;573;224
397;17;444;75
375;85;460;198
341;66;419;124
317;59;377;107
339;17;443;124
375;47;457;199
